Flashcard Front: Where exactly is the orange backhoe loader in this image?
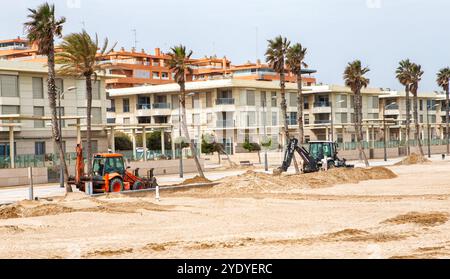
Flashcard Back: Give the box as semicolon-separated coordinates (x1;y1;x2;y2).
68;144;158;193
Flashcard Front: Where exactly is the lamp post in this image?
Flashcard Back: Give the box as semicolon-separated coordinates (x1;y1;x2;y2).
383;102;397;162
56;86;76;188
177;92;197;178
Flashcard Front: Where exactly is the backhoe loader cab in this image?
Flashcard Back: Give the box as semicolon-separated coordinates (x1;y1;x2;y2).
308;141;338;162
68;144;158;194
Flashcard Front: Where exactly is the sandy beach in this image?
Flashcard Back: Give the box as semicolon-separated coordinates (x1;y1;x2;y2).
1;160;450;259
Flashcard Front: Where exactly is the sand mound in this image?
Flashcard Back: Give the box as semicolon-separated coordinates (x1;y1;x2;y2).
180;176;212;185
0;203;73;220
395;153;431;166
382;212;449;226
198;167;397;196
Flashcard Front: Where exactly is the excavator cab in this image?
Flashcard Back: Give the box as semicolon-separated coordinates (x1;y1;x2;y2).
309;141;337;162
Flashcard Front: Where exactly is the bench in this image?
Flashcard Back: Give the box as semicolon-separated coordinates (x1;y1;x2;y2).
240;160;253;167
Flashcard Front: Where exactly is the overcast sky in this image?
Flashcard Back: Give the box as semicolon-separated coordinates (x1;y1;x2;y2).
2;0;449;92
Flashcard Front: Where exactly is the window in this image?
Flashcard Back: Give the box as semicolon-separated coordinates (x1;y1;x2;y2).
288;112;298;125
134;70;150;79
0;75;19;97
55;78;64;93
34;106;45;128
152;72;160;79
207;113;213;124
123;118;130;125
304;98;309;110
92;81;101;100
35;142;46;155
171;95;179;109
289;93;296;107
108;99;116;112
161;72;169;80
192;94;200;109
242;112;256;126
272;112;278;126
336;113;348;124
92;107;102;124
246;90;255;106
271;92;277;107
336;94;347;108
206;92;212;108
304;114;310;125
368;113;379;120
420;115;424;123
420;100;423;111
260;91;267;107
138;96;150;109
107;118;116;124
368;96;379;109
138;117;151;124
2;105;20;123
123;98;130;113
430;115;437;124
192;114;200;125
32;77;44;99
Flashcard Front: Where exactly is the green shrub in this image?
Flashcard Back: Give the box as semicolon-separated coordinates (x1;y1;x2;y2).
114;132;132;151
243;140;261;152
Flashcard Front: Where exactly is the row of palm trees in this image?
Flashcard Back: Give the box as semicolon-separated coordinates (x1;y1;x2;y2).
24;3;450;188
265;36;450;168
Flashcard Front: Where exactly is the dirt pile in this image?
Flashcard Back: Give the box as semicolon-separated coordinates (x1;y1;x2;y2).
0;203;73;220
180;176;212;185
193;167;397;196
395;153;431;166
382;212;449;226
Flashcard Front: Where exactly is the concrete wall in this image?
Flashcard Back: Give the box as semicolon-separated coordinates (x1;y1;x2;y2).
128;158;205;176
0;167;47;188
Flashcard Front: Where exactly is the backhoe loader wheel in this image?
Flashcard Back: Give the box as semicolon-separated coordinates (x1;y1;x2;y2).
110;178;124;193
132;181;145;190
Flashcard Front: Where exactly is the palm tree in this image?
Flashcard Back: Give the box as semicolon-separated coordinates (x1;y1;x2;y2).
437;67;450;155
409;63;425;156
286;43;308;144
266;36;291;141
24;3;71;192
344;60;370;167
56;30;116;175
396;59;413;156
167;45;205;178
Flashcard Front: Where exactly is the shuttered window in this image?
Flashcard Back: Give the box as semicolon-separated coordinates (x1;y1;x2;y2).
32;77;44;99
0;75;19;97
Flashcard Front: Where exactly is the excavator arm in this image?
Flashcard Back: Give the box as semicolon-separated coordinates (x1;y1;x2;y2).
277;138;320;174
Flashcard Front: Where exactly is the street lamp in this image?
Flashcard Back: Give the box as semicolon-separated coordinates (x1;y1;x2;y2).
261;95;277;172
427;102;439;158
383;102;397;162
177;92;197;178
330;99;345;142
57;86;76;188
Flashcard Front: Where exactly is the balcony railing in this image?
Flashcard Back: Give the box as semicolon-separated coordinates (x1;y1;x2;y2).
107;107;116;112
216;120;234;128
136;104;151;110
152;103;171;109
314;120;331;124
314;101;330;108
385;104;399;110
216;98;235;105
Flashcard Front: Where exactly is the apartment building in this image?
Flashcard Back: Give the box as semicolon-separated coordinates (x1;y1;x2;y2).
379;91;447;141
107;79;390;154
0;60;110;158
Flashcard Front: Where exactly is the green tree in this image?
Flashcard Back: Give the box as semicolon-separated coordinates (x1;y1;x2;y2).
56;30;115;175
167;45;205;178
24;3;70;192
437;67;450;155
286;43;308;144
344;60;370;167
114;132;132;151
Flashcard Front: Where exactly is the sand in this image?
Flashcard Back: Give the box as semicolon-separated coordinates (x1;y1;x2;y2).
180;176;212;185
1;161;450;259
395;153;431;165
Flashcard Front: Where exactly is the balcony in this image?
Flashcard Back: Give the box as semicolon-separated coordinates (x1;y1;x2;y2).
106;107;116;112
216;98;235;105
313;101;331;114
216;120;234;128
136;104;151;110
314;120;331;125
152;103;171;109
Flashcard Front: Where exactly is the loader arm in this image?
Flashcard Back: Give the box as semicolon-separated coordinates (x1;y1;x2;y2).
279;138;320;174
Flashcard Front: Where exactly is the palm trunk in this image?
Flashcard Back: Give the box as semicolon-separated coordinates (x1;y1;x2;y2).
47;44;71;192
446;86;449;155
355;88;369;167
180;83;205;178
280;71;300;173
412;86;424;156
296;74;304;144
405;86;411;156
85;75;93;175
